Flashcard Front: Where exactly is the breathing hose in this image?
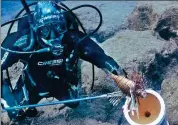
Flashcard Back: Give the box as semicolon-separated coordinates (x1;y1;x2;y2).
60;2;96;90
1;47;50;54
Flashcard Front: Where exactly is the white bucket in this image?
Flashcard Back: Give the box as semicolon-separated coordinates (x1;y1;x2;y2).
123;89;169;125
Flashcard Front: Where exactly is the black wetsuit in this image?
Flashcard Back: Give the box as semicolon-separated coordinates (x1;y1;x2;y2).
1;27;121;119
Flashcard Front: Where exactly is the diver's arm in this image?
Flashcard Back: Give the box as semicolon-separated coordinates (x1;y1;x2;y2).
75;31;148;97
75;31;126;76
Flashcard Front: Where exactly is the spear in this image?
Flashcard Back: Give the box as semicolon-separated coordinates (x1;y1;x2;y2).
2;91;123;111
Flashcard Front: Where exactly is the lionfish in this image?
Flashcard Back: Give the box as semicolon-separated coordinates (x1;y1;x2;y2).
110;71;147;118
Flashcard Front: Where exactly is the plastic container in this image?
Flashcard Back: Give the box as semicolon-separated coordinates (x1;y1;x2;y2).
123;89;169;125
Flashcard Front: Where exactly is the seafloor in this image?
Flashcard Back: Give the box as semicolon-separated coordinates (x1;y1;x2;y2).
1;1;178;125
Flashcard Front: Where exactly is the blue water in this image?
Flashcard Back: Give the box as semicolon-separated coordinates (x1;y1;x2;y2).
1;1;35;24
1;1;136;25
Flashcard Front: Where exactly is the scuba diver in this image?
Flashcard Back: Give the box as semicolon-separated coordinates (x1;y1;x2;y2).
1;1;142;123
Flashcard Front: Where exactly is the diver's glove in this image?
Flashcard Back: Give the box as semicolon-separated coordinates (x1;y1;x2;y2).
103;59;127;77
103;59;132;95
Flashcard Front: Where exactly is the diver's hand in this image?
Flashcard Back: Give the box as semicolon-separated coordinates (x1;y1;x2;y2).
103;66;128;78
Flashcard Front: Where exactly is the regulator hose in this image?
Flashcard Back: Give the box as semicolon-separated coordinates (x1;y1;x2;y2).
1;47;50;54
1;14;32;27
59;2;87;34
60;2;96;91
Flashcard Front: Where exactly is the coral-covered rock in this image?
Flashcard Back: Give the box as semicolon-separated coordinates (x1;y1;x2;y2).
161;65;178;125
154;8;178;40
127;4;158;31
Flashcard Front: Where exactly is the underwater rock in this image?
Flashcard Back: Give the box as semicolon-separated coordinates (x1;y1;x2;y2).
127;4;158;31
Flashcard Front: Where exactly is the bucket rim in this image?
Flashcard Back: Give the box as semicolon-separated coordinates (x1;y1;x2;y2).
123;89;166;125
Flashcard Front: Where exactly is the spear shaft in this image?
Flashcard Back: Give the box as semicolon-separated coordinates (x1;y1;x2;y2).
3;92;121;111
